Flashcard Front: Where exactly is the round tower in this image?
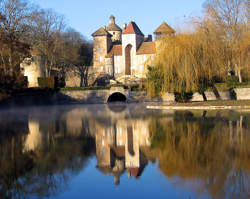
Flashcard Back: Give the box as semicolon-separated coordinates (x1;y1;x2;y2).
107;15;122;42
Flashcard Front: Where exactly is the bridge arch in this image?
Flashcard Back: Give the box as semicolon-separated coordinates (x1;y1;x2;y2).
107;92;127;103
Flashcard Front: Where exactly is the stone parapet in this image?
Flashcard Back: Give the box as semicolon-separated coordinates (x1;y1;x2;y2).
191;93;204;102
234;88;250;100
204;91;217;101
161;93;175;102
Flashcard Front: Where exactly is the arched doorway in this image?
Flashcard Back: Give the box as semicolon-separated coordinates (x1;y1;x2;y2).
107;92;127;103
125;44;132;75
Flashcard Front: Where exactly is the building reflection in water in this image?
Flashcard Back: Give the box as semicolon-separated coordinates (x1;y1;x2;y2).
95;119;150;185
23;119;43;152
0;105;249;199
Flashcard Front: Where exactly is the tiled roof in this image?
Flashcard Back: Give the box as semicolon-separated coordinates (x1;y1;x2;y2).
154;22;175;34
106;45;122;58
107;23;122;31
123;22;144;36
128;168;139;178
136;42;156;55
92;27;112;37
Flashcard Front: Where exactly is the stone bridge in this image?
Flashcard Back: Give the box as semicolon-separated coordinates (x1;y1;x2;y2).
59;86;142;104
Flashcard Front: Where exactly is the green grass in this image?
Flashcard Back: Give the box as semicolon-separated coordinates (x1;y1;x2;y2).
170;100;250;106
60;86;110;91
205;82;250;92
60;84;128;91
214;83;229;91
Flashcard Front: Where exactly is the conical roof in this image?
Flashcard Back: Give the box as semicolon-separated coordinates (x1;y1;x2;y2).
123;22;144;36
107;23;122;31
92;27;112;37
154;22;175;34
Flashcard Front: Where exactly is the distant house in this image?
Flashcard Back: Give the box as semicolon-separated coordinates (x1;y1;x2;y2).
92;15;175;83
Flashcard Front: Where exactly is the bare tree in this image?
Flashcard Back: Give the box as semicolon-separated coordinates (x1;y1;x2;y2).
0;0;34;70
30;8;65;76
203;0;249;82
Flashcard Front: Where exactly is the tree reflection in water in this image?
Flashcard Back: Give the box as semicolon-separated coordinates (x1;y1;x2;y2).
0;108;95;199
149;111;250;199
0;105;249;199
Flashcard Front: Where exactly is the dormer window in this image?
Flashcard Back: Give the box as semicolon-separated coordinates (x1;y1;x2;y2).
98;47;103;53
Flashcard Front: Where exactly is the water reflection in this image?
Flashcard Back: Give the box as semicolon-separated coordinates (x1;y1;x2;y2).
0;105;249;199
95;117;150;185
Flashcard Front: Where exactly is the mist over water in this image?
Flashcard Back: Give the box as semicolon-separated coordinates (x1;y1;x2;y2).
0;104;249;199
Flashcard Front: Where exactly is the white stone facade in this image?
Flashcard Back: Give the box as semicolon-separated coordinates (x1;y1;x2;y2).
20;55;46;88
92;16;157;83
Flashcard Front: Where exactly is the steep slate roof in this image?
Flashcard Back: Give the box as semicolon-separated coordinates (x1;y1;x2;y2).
106;45;122;58
137;42;156;55
123;22;144;36
107;23;122;31
92;27;112;37
154;22;175;34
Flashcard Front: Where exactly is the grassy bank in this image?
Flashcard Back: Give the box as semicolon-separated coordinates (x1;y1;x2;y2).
162;100;250;106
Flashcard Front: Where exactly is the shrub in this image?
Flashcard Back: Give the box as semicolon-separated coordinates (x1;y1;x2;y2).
226;76;240;89
38;77;57;89
174;92;193;102
130;84;146;91
0;71;27;94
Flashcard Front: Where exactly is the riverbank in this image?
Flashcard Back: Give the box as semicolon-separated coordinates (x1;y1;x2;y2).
1;87;250;108
147;100;250;110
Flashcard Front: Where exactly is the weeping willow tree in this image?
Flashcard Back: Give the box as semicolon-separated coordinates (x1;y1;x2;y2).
148;112;250;198
147;21;229;97
147;0;250;97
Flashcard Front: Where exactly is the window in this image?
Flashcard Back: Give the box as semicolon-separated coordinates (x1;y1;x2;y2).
98;47;103;53
118;140;123;146
99;56;103;62
140;65;144;73
100;66;104;72
117;127;122;136
115;66;120;74
116;56;120;62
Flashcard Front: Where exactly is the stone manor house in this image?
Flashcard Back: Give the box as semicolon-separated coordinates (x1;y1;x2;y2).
91;15;175;84
21;16;175;87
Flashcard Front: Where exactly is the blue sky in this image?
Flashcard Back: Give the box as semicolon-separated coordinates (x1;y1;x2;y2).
33;0;205;40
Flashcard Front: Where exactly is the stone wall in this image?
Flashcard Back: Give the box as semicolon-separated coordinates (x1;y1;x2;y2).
234;88;250;100
20;55;45;87
2;88;250;107
191;91;231;102
218;91;231;100
65;71;81;87
191;93;204;102
59;87;129;104
93;35;112;73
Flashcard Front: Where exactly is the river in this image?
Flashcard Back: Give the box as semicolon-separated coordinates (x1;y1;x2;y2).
0;104;249;199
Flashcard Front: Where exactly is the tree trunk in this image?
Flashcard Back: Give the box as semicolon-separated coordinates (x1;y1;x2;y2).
80;74;84;87
0;52;6;73
84;67;89;87
235;63;242;83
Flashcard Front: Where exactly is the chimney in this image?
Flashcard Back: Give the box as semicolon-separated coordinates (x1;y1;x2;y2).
110;15;115;24
147;34;152;42
123;23;127;29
